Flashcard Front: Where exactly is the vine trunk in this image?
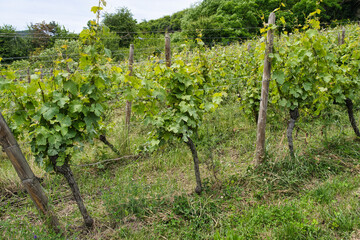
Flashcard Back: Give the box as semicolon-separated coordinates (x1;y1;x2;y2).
50;155;94;228
287;108;299;158
185;137;202;194
345;98;360;137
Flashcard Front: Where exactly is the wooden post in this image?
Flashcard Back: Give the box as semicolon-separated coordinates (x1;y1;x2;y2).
125;44;134;130
247;42;251;52
341;27;345;45
165;32;171;67
254;12;276;165
66;63;70;73
338;26;345;45
0;112;61;233
27;67;31;83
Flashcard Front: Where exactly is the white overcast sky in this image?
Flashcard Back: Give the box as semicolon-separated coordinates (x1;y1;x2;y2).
0;0;200;33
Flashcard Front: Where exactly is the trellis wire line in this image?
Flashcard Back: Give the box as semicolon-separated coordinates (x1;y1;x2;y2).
0;25;263;38
2;28;357;62
2;29;358;73
1;45;169;62
0;19;359;39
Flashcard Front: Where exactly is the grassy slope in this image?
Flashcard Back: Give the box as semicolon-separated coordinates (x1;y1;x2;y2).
1;99;360;239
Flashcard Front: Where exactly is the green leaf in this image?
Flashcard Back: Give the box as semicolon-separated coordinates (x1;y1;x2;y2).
94;76;106;89
0;78;12;90
273;70;285;85
306;29;318;38
335;95;345;103
53;91;70;107
168;124;180;134
57;114;72;127
69;100;83;113
13;112;27;127
91;6;103;14
40;105;59;120
279;98;287;107
96;103;104;116
27;81;39;95
179;101;191;113
303;82;312;92
84;113;99;132
35;127;49;146
48;133;62;149
204;102;215;111
48;149;58;157
30;74;39;81
60;126;68;136
104;48;112;58
319;73;332;83
64;80;78;95
65;128;77;139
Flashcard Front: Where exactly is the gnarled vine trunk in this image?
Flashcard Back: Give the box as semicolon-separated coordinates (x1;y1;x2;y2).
185;137;202;194
287;108;299;158
345;98;360;137
49;155;94;228
99;134;121;156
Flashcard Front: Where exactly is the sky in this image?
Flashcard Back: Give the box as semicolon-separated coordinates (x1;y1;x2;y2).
0;0;200;33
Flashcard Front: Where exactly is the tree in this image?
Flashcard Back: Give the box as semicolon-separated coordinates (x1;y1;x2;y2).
0;25;30;63
102;7;137;47
28;21;75;51
181;0;348;45
181;0;260;45
138;10;188;33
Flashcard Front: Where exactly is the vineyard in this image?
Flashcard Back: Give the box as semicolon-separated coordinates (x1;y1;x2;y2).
1;3;360;239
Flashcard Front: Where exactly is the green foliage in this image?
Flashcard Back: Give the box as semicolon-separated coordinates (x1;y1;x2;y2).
0;25;30;63
1;5;360;237
0;19;113;170
271;12;333;113
131;39;225;147
102;7;138;47
182;0;260;45
180;0;352;45
138;10;188;33
29;39;82;70
28;21;76;51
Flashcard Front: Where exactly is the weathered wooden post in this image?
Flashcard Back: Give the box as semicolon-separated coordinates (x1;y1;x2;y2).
40;67;43;80
165;32;171;67
27;67;31;83
0;112;61;233
125;44;134;130
338;27;345;46
254;12;276;165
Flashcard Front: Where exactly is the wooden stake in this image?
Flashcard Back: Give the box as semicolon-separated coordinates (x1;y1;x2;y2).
0;112;61;233
254;12;276;165
165;32;171;67
125;44;134;130
27;67;30;83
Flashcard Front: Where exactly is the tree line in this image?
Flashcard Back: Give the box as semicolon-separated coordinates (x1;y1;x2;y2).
1;0;359;64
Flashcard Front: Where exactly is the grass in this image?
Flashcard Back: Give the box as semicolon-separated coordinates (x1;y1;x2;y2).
1;102;360;239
